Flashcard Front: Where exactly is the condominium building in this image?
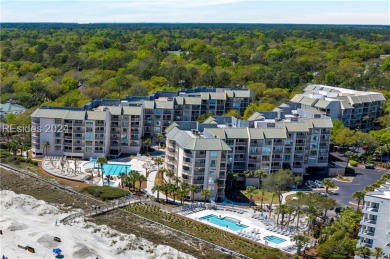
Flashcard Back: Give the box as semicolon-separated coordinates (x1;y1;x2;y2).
165;108;333;196
357;182;390;258
31;106;142;159
31;87;252;158
165;127;231;201
288;84;385;131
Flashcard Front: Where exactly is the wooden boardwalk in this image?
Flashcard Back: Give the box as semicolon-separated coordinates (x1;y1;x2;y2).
60;197;145;224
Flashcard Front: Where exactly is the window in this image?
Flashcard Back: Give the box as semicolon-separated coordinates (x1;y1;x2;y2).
210;151;218;158
55;119;61;124
85;133;93;140
210;160;216;167
122;122;129;127
154;127;160;133
86;147;92;152
262;147;271;154
55;146;61;151
209;170;215;175
86;121;93;127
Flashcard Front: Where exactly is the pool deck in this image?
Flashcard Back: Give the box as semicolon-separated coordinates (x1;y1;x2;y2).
186;209;296;252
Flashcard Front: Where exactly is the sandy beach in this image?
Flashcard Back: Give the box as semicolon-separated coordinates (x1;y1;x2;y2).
0;190;195;259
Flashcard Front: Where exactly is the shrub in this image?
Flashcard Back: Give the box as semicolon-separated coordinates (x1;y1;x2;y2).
83;186;129;200
344;167;355;175
349;160;358;167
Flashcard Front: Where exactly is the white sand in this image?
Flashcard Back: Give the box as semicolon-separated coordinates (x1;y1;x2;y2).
0;190;195;259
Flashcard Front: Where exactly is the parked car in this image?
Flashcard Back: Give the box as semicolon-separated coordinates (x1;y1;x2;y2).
365;163;375;169
320;192;329;197
314;180;325;188
305;180;316;188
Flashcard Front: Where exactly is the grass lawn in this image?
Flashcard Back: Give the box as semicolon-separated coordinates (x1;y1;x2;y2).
285;193;298;203
238;189;282;204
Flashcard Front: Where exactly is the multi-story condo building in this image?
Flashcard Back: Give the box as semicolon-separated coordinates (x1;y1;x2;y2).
31;87;252;158
357;182;390;258
31;106;142;159
288;84;385;131
165;126;231;201
165;109;333;197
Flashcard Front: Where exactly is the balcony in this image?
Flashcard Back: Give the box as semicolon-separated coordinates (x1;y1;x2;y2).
361;219;377;226
362;207;379;214
193;179;204;184
359;230;375;239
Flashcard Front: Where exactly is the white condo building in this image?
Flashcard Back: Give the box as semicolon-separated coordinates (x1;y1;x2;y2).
288;84;385;131
357;182;390;258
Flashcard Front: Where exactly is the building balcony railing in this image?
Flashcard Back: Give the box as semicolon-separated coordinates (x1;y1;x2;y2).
359;230;375;238
193;179;204;185
361;219;377;225
362;207;379;214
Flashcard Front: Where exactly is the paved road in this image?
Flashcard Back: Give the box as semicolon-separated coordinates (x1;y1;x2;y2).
331;166;388;206
327;151;388;206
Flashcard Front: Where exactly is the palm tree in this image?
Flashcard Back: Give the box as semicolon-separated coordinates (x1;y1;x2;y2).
154;157;164;171
293;234;309;255
268;192;275;219
160;183;170;203
143;138;152;154
97;157;108;182
43;141;50;156
138;174;147;192
295;209;304;230
164;169;175;183
129;171;140;192
21;142;29;158
355;246;372;259
118;172;127;189
156;133;164;151
253;169;267;189
173;176;181;187
244;186;258;207
201;188;211;203
152;184;162;201
179;181;190;205
260;189;265;209
353;191;366;209
190;184;198;203
372;247;384;259
170;184;179;204
322;178;336;193
106;174;111;186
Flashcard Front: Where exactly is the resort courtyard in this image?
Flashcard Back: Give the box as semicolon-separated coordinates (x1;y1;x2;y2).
41;155;156;187
180;207;301;254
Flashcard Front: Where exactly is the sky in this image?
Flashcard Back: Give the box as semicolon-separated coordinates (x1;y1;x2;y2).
1;0;389;25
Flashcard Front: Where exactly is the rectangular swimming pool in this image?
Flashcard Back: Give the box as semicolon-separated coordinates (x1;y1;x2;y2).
264;235;287;244
200;214;248;231
83;162;131;176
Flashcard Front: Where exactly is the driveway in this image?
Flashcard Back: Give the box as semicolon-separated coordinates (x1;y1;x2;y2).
331;166;388;206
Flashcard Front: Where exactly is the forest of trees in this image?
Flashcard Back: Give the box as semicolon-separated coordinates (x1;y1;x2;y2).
1;23;390;110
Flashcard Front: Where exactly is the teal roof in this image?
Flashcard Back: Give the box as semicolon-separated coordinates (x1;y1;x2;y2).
0;102;26;113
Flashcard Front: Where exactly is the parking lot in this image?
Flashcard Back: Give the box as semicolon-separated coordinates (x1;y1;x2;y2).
302;152;389;207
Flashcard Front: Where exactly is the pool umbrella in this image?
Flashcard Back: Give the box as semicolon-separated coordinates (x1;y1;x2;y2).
53;248;62;254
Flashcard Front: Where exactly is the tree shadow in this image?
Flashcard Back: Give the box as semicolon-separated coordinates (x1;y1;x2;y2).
225;190;250;203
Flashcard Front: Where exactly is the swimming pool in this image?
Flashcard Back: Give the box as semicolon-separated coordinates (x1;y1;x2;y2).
200;214;248;231
83;162;131;176
264;235;286;244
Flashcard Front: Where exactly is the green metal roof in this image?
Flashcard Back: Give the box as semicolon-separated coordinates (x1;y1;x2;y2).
64;111;86;120
122;106;142;115
166;127;230;151
225;128;249;139
0;102;26;113
86;111;106;120
155;101;174;109
282;122;309;132
31;108;70;119
248;128;264;139
262;128;287;139
309;118;333;128
314;100;332;109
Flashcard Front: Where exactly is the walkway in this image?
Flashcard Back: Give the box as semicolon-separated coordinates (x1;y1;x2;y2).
60;196;145;224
